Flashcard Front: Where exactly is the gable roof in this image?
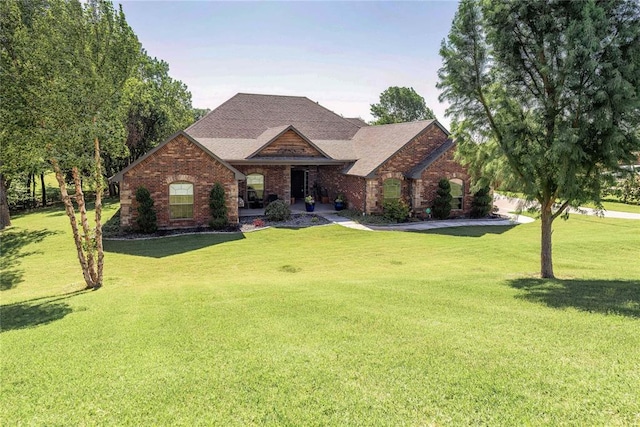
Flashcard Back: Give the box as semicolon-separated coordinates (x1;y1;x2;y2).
186;93;361;140
110;131;244;182
406;139;456;179
247;125;331;159
344;119;443;178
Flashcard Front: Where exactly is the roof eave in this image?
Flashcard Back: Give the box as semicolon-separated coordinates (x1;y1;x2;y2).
230;158;354;165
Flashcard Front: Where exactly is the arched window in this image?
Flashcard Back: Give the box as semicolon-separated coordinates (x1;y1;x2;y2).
450;179;463;210
246;173;264;208
383;178;401;203
169;182;194;219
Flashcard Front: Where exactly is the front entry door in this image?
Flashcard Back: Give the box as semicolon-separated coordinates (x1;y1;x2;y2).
291;169;307;200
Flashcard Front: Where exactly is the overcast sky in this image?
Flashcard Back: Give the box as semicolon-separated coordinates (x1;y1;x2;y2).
117;0;459;128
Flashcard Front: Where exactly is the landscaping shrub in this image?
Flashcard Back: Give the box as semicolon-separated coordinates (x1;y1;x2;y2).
383;199;410;223
433;179;452;220
620;174;640;205
470;186;492;218
209;183;228;229
264;199;290;221
135;186;157;233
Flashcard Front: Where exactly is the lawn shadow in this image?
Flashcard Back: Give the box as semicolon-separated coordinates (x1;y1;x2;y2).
414;225;516;238
509;278;640;318
104;233;246;258
0;289;89;332
1;228;60;291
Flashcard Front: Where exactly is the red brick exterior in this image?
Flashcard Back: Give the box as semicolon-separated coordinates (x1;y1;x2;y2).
316;166;366;211
368;125;472;217
119;124;473;227
120;134;239;229
417;147;472;218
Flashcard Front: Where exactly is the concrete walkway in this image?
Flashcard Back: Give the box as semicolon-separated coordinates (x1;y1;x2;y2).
320;193;639;232
493;193;640;220
319;213;525;232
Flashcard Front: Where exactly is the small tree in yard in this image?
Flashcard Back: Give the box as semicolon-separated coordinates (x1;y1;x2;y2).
209;183;228;229
135;187;157;233
433;179;452;220
470;186;492;218
438;0;640;278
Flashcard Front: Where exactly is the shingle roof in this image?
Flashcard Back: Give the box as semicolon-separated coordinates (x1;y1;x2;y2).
344;117;369;127
196;138;263;161
186;93;361;140
194;136;358;162
344;120;438;178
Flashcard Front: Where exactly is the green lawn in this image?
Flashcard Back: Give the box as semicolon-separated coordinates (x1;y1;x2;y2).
2;203;639;425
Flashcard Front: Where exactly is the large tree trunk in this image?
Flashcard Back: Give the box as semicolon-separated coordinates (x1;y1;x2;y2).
72;167;98;285
0;173;11;229
51;159;97;288
540;199;555;279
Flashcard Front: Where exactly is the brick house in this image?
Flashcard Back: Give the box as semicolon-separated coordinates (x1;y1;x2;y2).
112;93;472;229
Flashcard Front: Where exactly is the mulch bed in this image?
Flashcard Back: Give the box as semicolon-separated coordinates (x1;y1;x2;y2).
103;213;331;239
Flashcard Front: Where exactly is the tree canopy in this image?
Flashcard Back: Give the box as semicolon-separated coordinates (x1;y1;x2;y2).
438;0;640;278
0;0;143;287
370;86;436;125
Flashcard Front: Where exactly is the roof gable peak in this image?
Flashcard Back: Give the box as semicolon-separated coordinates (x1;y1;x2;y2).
248;125;331;159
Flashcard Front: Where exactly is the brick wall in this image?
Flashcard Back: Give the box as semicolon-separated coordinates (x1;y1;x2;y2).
369;125;449;214
418;147;472;218
120;134;239;229
363;125;472;217
317;166;366;211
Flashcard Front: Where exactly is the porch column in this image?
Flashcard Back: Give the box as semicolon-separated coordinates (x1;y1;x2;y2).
284;166;291;204
411;178;422;214
365;179;378;214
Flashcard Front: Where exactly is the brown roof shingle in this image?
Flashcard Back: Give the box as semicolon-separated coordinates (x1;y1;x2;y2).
344;120;438;177
186;93;361;140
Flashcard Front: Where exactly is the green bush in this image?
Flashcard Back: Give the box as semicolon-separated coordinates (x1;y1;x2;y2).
135;186;157;233
620;174;640;205
383;199;410;223
433;179;452;220
470;186;492;218
264;199;291;221
209;183;228;229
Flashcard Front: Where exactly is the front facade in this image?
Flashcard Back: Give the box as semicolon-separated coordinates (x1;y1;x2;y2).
112;93;472;229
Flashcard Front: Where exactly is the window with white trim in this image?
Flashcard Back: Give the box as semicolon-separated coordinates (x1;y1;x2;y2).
169;182;194;219
450;179;463;210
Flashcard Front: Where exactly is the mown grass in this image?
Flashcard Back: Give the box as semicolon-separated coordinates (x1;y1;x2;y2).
1;204;639;425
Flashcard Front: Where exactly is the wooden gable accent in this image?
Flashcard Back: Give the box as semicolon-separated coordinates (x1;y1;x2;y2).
255;130;325;158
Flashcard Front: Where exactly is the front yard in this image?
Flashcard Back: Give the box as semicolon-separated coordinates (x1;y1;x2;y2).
1;202;639;425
